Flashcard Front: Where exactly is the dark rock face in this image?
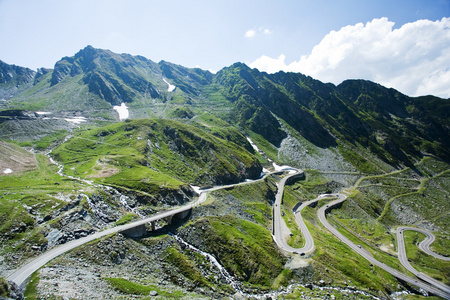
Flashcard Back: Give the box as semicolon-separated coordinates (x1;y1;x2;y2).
50;46;161;105
50;58;73;86
33;67;52;85
0;60;36;100
0;60;35;86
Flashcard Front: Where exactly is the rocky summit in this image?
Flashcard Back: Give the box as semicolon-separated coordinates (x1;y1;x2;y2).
0;47;448;299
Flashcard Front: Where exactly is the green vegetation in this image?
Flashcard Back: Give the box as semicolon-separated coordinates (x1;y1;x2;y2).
105;277;184;297
114;213;139;226
302;204;401;296
271;269;293;290
52;119;261;190
23;271;40;299
286;170;336;199
199;216;285;287
275;170;404;296
213;179;275;227
323;157;450;289
403;231;450;284
8;129;69;151
168;107;194;119
282;181;308;248
0;153;87;259
2;48;449;299
337;143;382;174
165;246;210;287
0;277;8;298
429;232;450;257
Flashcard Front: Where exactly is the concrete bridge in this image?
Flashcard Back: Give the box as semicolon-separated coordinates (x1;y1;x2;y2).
122;208;192;237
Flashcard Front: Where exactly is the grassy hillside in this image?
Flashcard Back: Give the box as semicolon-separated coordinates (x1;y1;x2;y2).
1;48;449;299
51;119;262;190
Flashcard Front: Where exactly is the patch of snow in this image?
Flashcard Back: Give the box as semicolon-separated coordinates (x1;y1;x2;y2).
190;185;202;194
64;117;87;124
36;111;52;115
273;162;296;171
263;168;270;173
113;103;129;120
163;78;176;92
246;137;260;152
3;168;13;174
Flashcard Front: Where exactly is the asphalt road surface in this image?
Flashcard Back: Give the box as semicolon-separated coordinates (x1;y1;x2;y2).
7;169;282;288
272;170;332;255
8;169;450;300
397;226;450;294
318;195;450;299
7;196;205;288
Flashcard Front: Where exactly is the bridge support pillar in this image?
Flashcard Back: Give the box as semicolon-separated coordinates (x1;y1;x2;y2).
122;224;147;238
151;221;156;231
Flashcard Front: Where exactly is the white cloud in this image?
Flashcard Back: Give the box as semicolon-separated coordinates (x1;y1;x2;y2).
262;28;273;35
249;17;450;98
245;29;256;38
245;27;273;38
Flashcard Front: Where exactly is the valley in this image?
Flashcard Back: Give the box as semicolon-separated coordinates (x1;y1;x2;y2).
0;47;449;299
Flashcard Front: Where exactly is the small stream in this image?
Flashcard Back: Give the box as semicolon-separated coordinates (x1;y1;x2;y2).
170;233;381;299
169;233;242;291
44;136;382;299
46;136;145;221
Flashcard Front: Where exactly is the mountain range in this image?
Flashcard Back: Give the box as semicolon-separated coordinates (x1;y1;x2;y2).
1;45;448;170
0;46;449;299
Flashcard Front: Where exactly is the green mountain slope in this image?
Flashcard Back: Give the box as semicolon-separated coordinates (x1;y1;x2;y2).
51;119;262;190
1;47;450;299
4;47;448;169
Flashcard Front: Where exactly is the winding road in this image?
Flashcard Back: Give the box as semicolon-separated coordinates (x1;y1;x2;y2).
397;227;450;262
272;169;331;254
7;194;207;288
7;166;450;299
318;195;450;299
396;227;450;294
7;169;284;288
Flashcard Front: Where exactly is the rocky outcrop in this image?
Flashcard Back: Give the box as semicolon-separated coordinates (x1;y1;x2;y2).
49;46;161;105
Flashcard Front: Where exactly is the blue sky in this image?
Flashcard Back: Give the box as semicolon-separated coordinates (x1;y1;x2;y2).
0;0;449;97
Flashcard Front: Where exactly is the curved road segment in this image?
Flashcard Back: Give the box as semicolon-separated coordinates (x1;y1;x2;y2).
318;195;450;299
8;168;450;300
7;194;207;288
398;226;450;262
7;170;281;288
397;227;450;294
272;169;331;254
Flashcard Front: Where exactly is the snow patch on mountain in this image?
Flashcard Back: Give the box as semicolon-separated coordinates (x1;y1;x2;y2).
246;137;261;153
113;103;129;120
163;78;176;92
64;117;87;124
